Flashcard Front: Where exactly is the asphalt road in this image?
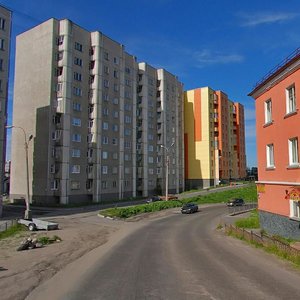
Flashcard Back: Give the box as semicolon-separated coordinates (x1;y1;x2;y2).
29;205;300;300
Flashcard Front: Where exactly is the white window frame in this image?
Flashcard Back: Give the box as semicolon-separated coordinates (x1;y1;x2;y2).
72;149;80;158
71;165;80;174
72;118;81;127
290;200;300;219
286;84;296;114
266;143;274;168
288;137;299;166
264;99;272;124
102;151;108;159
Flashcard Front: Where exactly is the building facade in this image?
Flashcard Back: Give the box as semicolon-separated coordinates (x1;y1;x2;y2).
249;48;300;239
0;5;11;216
10;18;184;205
184;87;246;189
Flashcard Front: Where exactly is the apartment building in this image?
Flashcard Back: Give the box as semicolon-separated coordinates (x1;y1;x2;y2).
10;18;184;205
249;48;300;239
184;87;246;189
137;63;184;197
0;5;11;216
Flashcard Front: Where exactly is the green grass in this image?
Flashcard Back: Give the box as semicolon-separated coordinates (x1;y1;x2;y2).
235;209;260;229
0;224;26;240
100;184;257;219
37;235;62;245
227;228;300;267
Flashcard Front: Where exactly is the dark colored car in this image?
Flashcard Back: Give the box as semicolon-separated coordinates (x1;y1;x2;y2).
227;198;245;207
146;196;161;204
181;203;198;214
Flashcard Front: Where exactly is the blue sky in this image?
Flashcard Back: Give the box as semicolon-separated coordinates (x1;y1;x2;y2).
3;0;300;167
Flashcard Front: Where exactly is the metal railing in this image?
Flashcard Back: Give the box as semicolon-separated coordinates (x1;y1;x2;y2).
228;203;257;216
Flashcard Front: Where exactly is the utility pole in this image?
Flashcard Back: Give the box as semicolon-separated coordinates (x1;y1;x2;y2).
6;125;33;219
161;141;175;201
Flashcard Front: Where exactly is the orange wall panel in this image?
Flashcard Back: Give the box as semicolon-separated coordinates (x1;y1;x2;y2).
194;89;202;142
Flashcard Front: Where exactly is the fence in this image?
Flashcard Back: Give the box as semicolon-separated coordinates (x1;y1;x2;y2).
224;224;300;257
0;219;18;233
228;203;257;216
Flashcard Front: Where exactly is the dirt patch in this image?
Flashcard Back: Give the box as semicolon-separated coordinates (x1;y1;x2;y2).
0;212;125;300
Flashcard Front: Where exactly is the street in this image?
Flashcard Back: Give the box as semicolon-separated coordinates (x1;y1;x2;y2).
28;205;300;300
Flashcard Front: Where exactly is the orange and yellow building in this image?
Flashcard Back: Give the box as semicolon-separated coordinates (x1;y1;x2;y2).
184;87;246;189
249;48;300;239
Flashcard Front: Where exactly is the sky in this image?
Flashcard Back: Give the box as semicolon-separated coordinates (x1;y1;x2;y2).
2;0;300;167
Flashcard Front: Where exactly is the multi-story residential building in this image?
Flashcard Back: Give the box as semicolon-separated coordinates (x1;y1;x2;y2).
184;87;246;189
0;5;11;216
249;48;300;239
10;18;184;205
137;63;184;197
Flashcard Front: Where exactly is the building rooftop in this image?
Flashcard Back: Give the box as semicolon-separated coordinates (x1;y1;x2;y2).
249;47;300;97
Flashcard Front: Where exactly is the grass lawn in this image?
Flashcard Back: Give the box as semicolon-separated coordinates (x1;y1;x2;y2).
100;184;257;219
0;224;27;240
235;209;260;229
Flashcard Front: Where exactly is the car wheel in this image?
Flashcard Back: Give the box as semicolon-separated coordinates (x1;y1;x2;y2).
28;223;36;231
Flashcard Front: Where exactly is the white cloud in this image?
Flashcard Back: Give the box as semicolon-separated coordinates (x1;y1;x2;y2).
193;49;244;67
239;12;299;27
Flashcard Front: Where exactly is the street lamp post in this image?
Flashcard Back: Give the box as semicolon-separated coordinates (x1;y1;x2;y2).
161;142;174;201
6;125;33;220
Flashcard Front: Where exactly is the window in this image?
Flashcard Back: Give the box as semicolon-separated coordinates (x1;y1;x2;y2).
57;35;64;45
103;79;109;88
114;84;119;92
112;181;117;188
148;145;154;152
74;72;82;81
112;124;118;132
124;154;131;161
103;122;109;130
71;181;80;190
103;108;109;116
72;149;80;157
102;166;108;174
101;181;108;189
288;138;299;166
0;58;3;71
0;38;4;50
104;65;109;74
112;138;118;145
125;91;131;99
266;144;274;168
74;57;82;66
56;51;63;61
52;130;62;140
286;85;296;114
290;200;300;219
104;52;109;60
72;118;81;127
113;70;119;78
125;67;131;74
125;116;132;124
0;18;5;30
71;165;80;174
72;134;81;142
149;168;154;175
264;99;272;124
51;179;59;190
113;153;118;160
113;111;119;118
73;102;81;111
124;141;131;149
102;136;108;144
102;151;108;159
124;103;131;111
103;93;109;102
148;156;154;163
125;79;131;86
113;57;119;64
125;128;131;136
75;42;83;52
73;87;82;97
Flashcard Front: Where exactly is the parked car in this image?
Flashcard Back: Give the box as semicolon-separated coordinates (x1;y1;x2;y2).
227;198;245;207
146;196;161;204
181;203;198;214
